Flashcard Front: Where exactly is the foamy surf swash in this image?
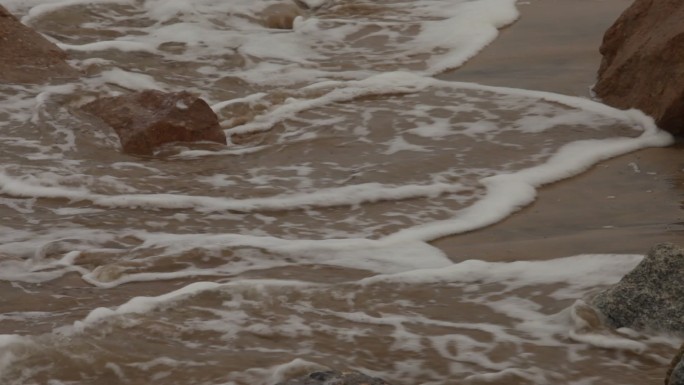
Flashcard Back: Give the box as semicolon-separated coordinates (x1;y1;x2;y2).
0;0;678;384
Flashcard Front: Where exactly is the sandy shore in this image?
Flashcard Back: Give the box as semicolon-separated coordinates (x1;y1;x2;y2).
434;0;684;261
440;0;632;96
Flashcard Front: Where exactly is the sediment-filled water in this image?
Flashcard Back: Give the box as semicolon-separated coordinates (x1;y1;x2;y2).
0;1;679;384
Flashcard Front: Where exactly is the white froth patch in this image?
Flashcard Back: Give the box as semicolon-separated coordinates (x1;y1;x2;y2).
58;40;158;53
53;207;103;215
0;334;26;375
211;93;268;113
197;174;237;188
382;136;431;155
132;232;452;276
465;368;546;383
0;334;24;348
361;253;644;297
98;68;165;91
75;279;313;329
141;0;200;22
567;301;648;353
411;0;519;74
19;0;131;23
77;281;223;329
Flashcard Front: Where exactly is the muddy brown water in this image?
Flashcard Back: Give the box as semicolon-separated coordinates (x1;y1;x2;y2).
0;1;682;384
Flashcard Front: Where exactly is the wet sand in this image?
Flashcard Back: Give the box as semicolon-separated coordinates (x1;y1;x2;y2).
440;0;632;96
435;0;684;261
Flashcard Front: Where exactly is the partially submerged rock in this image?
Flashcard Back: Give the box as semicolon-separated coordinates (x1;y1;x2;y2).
666;343;684;385
591;243;684;333
593;0;684;135
0;4;78;83
261;3;302;30
275;370;391;385
82;90;227;156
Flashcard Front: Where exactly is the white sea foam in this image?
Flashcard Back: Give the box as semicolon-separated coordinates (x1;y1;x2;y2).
75;279;312;329
30;251;666;385
76;281;223;329
98;68;166;91
70;253;640;329
0;172;468;213
359;254;644;295
57;40;158;53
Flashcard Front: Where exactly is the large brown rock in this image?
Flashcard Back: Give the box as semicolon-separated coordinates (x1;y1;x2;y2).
83;90;228;155
0;5;78;83
593;0;684;135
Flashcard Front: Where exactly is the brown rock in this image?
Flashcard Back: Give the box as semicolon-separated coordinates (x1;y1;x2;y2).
82;90;228;155
260;3;303;30
0;5;79;84
593;0;684;135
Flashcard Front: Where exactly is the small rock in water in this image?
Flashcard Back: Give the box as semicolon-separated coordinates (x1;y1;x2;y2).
275;370;392;385
82;90;227;156
591;243;684;333
666;343;684;385
593;0;684;135
261;3;303;30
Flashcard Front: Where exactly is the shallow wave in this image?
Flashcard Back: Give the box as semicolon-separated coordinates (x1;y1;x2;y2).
0;255;679;385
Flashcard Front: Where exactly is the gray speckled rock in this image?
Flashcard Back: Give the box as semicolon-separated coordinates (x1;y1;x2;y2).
591;243;684;333
275;370;391;385
666;343;684;385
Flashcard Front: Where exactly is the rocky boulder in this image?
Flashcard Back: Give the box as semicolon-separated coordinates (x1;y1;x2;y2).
275;370;391;385
593;0;684;135
666;343;684;385
0;5;79;83
591;243;684;333
82;90;227;156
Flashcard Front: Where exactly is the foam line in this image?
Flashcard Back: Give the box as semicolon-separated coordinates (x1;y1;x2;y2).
211;93;268;113
75;279;313;329
21;0;132;24
57;40;158;53
134;231;452;274
375;74;673;242
226;72;433;135
358;253;644;289
0;176;467;213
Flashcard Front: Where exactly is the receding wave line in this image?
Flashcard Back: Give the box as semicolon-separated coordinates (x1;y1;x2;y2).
0;176;467;213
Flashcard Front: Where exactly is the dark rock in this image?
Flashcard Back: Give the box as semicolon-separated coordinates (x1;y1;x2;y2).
275;370;391;385
593;0;684;135
0;4;79;83
82;90;227;156
666;343;684;385
591;243;684;333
